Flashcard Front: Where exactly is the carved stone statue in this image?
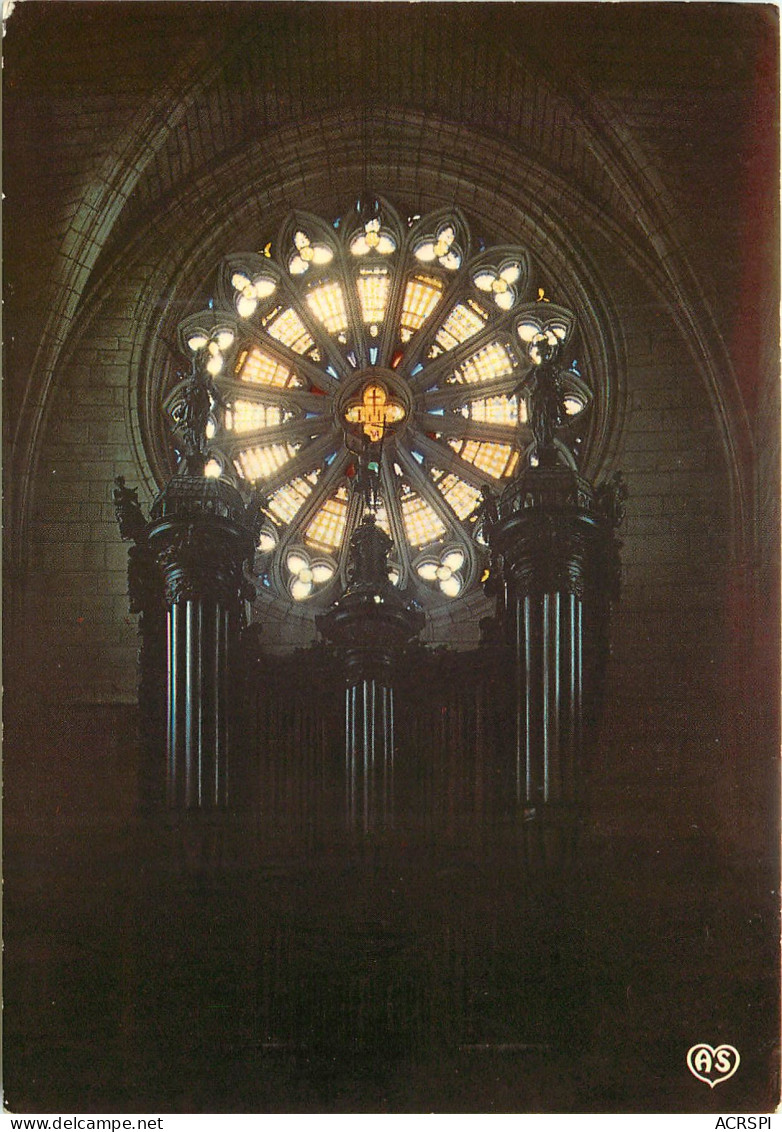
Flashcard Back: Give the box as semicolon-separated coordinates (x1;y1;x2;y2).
515;334;566;460
169;357;225;468
243;486;266;545
347;513;393;589
178;369;211;454
595;470;628;528
113;475;148;543
475;483;499;544
349;439;382;512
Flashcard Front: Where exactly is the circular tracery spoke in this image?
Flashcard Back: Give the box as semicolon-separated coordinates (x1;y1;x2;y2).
175;197;592;612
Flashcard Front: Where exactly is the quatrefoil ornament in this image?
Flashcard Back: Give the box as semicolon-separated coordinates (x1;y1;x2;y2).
344;382;406;443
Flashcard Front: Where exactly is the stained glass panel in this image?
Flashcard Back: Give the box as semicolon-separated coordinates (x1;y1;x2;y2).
434;472;483;519
305;491;349;552
401;492;446;548
434;301;487;351
400;274;442;341
267;474;318;524
234;442;299;481
238;347;303;388
448;438;514;478
446;341;515;385
461;395;519;425
357;267;390;326
266;308;316;355
306;281;349;335
225;401;289;433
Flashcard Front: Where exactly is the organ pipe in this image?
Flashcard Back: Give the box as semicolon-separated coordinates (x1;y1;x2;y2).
483;463;625;846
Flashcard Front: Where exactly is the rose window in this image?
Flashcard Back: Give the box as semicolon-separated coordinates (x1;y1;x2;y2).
172;199;592;608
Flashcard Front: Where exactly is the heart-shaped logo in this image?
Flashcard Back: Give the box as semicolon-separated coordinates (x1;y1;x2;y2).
686;1043;740;1087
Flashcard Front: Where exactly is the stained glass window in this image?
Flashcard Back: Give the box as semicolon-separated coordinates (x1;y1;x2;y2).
225;401;289;433
357;267;391;327
432;472;483;520
400;274;443;341
238;347;302;388
305;489;349;552
448;438;515;479
174;198;592;609
234;442;299;481
266;307;315;355
446;341;515;385
306;282;349;335
267;474;319;524
400;491;447;548
461;395;519;426
433;301;487;351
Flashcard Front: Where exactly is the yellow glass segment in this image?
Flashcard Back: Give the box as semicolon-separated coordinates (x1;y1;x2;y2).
462;395;519;425
266;307;315;355
357;267;390;325
267;474;318;524
344;383;405;443
435;301;488;351
401;494;446;548
237;347;303;388
449;438;513;479
305;281;349;335
225;401;286;433
400;274;443;341
305;495;348;552
436;473;482;520
449;340;514;384
233;442;298;481
373;501;392;537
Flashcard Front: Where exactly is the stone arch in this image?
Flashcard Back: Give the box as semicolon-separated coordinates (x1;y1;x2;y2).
9;6;754;578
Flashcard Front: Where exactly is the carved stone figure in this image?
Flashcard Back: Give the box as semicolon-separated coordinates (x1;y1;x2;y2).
243;486;266;545
523;335;566;457
595;471;628;528
347;513;393;589
351;440;382;511
169;357;225;465
476;484;500;543
178;369;211;455
113;475;148;543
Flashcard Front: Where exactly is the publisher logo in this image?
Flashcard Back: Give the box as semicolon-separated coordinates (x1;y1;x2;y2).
686;1043;740;1088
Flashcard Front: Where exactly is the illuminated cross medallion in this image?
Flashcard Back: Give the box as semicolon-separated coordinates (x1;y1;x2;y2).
344;382;405;442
